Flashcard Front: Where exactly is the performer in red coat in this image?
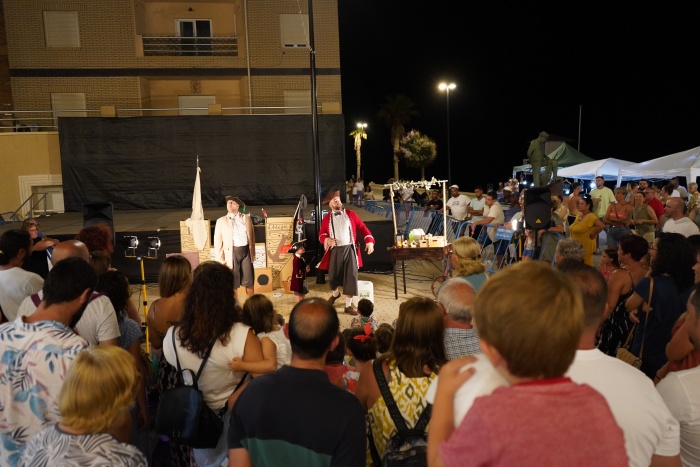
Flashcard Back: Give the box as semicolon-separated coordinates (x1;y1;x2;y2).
317;191;375;315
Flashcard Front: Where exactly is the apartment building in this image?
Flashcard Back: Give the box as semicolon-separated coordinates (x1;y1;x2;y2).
1;0;342;122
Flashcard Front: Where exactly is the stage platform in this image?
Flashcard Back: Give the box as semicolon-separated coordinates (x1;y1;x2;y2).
0;204;441;327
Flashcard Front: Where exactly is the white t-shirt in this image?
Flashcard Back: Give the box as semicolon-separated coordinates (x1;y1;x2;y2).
354;181;364;193
568;349;680;466
657;366;700;467
258;328;291;369
0;268;43;321
425;354;508;427
163;322;250;411
17;292;120;346
483;202;505;240
662;217;700;237
445;194;471;220
469;197;486;222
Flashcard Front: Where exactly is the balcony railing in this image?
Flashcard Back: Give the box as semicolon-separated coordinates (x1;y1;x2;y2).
142;36;238;56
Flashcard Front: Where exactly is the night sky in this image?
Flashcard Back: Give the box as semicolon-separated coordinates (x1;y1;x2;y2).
336;3;700;190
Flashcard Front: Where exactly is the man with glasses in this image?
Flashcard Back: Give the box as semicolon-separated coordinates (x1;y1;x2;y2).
644;189;666;230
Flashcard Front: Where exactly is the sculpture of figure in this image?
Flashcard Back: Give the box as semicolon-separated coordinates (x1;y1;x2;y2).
527;131;549;187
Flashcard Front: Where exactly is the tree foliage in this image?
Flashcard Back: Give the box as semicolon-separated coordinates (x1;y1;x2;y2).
400;130;437;169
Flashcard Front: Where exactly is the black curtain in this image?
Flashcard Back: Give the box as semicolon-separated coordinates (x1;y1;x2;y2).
59;114;345;210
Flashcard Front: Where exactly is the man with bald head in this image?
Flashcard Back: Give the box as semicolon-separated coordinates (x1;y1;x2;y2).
50;239;90;263
662;197;700;237
16;240;119;346
228;298;365;466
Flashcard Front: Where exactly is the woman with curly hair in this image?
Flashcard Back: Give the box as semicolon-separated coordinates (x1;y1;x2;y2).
76;224;114;256
625;232;695;379
448;236;488;292
355;297;446;463
20;346;147;466
162;262;262;467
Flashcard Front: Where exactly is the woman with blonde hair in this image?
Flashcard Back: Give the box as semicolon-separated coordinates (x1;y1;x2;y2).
20;346;147;466
449;236;488;291
355;297;446;464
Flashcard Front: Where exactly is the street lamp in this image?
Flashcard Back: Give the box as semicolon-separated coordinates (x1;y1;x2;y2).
438;82;456;184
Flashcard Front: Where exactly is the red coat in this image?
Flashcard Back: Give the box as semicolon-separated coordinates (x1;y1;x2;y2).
317;209;375;271
290;254;307;293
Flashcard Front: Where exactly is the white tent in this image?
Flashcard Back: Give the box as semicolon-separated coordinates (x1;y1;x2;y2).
616;146;700;186
558;158;635;181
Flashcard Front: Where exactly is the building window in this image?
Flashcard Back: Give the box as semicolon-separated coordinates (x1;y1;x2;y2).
178;96;216;116
284;90;311;114
43;11;80;48
175;19;213;55
51;93;86;118
280;14;308;48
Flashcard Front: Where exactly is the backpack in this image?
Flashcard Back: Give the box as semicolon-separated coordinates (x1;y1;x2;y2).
155;331;223;449
368;359;432;467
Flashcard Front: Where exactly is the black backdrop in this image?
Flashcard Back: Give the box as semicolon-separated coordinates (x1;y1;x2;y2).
59;114;346;211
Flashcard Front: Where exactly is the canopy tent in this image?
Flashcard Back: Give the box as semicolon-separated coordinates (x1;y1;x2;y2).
616;145;700;186
512;143;595;176
558;157;635;181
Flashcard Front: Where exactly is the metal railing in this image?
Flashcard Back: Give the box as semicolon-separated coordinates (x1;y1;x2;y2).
0;106;319;131
142;36;238;56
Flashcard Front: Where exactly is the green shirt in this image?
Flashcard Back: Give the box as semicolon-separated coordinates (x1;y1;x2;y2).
590;187;615;218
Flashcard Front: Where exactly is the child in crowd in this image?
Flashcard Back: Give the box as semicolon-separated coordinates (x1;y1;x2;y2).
324;331;353;387
342;324;377;393
428;262;627;466
374;323;394;355
229;294;291;375
288;240;310;302
88;250;112;276
350;298;378;331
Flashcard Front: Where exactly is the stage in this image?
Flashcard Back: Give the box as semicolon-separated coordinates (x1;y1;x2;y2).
0;204;395;283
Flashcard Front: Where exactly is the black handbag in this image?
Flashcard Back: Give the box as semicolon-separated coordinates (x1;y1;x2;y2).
156;331;223;449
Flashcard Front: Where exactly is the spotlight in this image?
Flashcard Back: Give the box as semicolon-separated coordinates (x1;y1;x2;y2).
123;236;139;256
147;237;161;258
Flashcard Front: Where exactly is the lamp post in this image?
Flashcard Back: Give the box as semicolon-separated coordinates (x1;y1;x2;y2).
438;82;456;184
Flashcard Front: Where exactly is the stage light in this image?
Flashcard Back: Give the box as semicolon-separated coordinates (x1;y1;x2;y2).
590;181;596;189
147;236;161;258
123;236;139;256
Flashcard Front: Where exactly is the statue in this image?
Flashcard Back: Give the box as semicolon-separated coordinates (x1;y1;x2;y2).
527;131;550;187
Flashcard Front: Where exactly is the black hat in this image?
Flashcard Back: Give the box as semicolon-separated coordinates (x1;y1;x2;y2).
287;239;307;254
225;195;246;211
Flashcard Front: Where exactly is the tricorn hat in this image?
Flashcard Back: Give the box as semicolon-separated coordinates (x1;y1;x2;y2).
322;190;341;205
284;239;307;254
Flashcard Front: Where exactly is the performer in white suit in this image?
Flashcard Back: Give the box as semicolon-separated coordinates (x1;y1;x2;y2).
214;195;256;299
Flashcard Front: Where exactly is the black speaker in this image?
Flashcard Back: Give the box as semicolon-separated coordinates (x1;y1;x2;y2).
82;202;115;244
524;188;552;229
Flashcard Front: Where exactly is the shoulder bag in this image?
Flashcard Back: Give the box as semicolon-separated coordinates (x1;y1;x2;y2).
155;331;223;449
616;277;654;369
368;359;431;467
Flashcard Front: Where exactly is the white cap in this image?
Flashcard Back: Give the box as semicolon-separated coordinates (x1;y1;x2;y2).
449;184;459;190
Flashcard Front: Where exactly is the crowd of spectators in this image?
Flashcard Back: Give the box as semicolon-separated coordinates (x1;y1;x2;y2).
4;177;700;466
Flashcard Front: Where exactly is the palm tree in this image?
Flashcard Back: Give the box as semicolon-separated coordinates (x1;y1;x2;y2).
349;123;367;181
377;94;418;181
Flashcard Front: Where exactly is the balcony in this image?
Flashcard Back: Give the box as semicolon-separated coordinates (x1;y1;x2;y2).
142;36;238;56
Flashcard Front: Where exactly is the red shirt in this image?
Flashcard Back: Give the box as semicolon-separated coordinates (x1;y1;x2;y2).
647;197;664;218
